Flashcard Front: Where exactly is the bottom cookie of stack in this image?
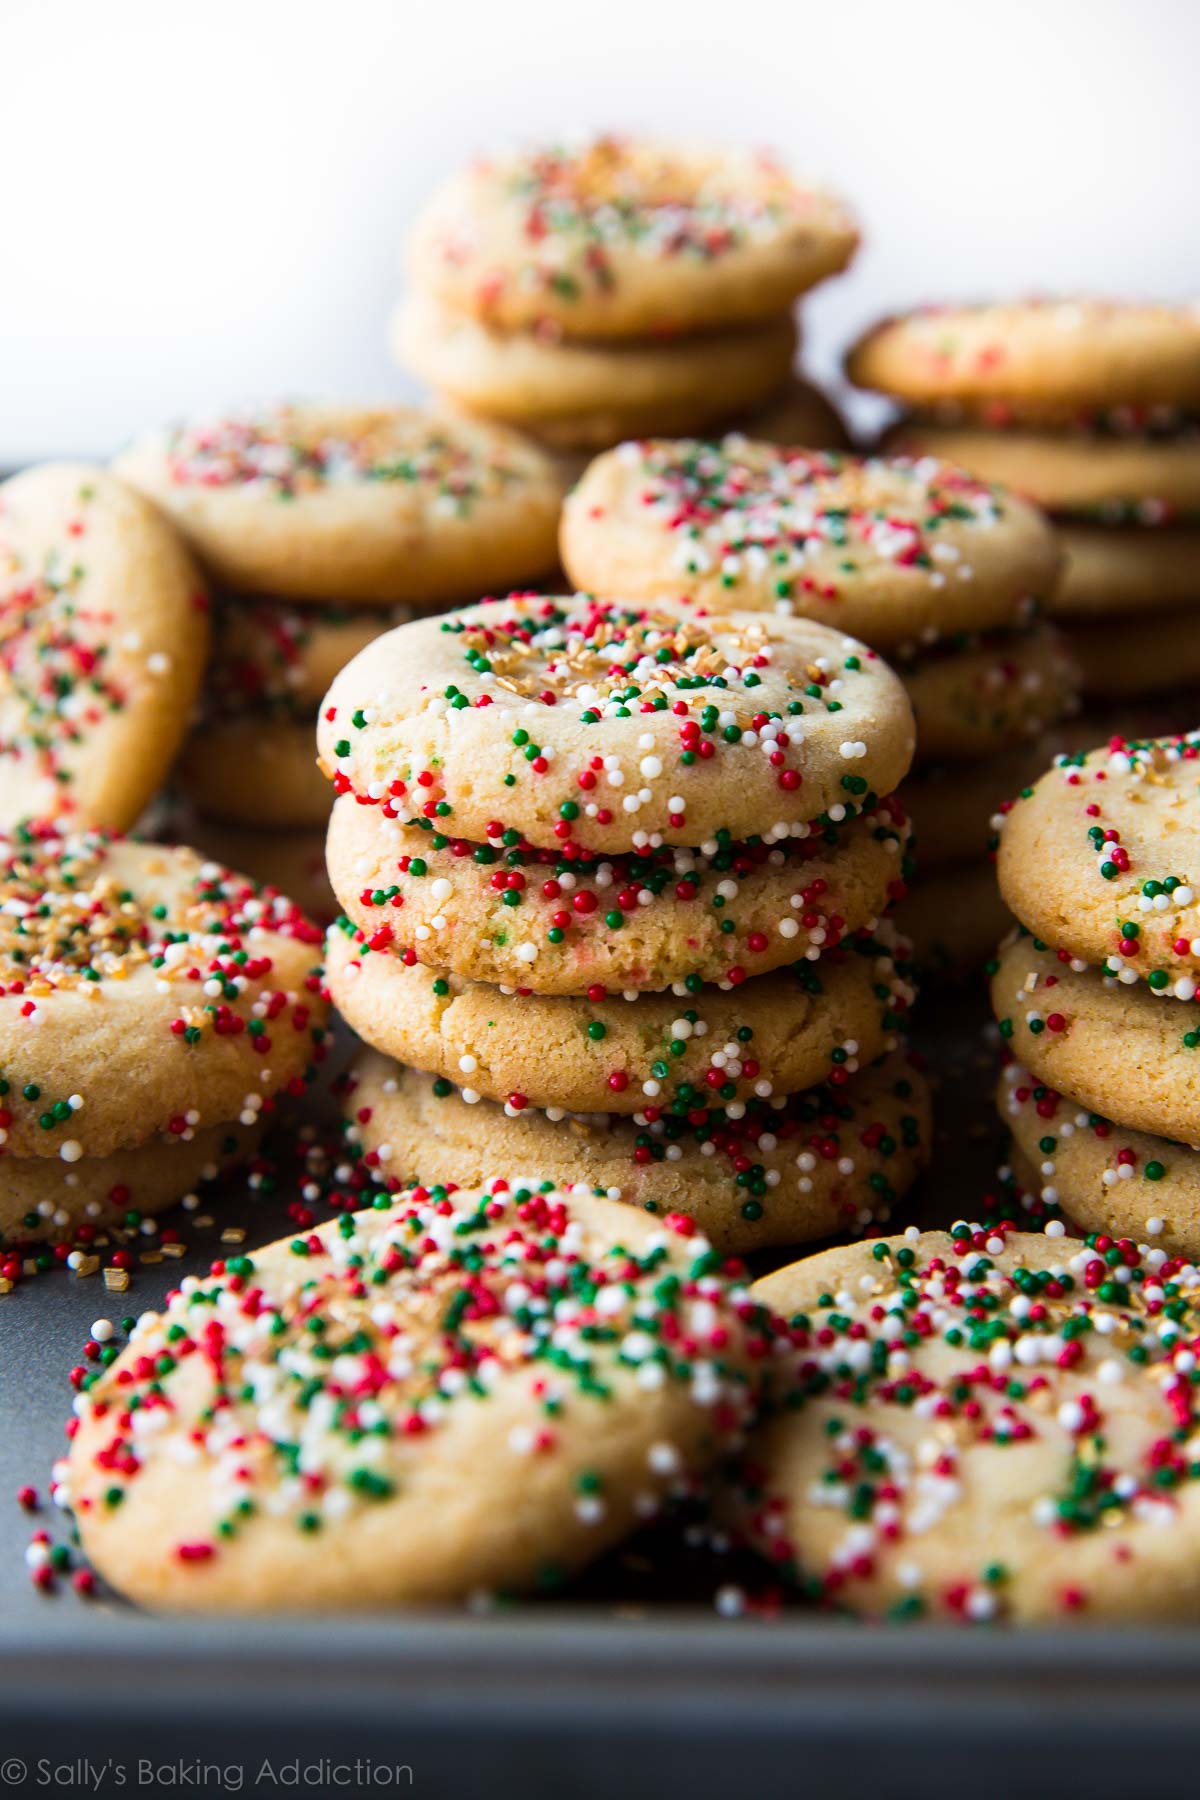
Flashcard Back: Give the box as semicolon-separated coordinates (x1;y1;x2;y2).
343;1047;931;1255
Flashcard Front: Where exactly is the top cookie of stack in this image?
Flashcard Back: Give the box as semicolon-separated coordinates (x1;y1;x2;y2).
393;135;857;453
852;300;1200;707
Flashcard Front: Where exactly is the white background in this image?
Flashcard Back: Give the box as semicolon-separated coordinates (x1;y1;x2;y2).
1;0;1196;464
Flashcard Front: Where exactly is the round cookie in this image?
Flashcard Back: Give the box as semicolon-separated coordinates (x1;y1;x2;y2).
394;295;796;451
344;1049;931;1254
894;860;1011;980
0;823;328;1160
998;731;1200;988
326;916;915;1117
61;1182;765;1611
325;786;910;995
848;301;1200;415
0;1116;257;1248
560;441;1061;647
113;405;564;605
1061;610;1200;700
732;1225;1200;1622
408;135;857;340
991;930;1200;1142
317;595;916;852
178;719;329;829
902;624;1079;761
1000;1060;1200;1258
0;462;208;833
1053;524;1200;618
736;375;851;451
884;419;1200;523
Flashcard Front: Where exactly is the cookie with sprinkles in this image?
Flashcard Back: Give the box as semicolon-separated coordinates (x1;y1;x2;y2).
997;733;1200;988
900;623;1080;761
316;595;916;853
326;916;915;1119
408;136;857;340
324;786;910;995
991;930;1200;1142
181;720;332;830
60;1181;767;1610
559;441;1061;648
0;462;208;833
0;822;328;1160
344;1048;931;1255
113;405;564;605
1052;524;1200;618
727;1224;1200;1622
999;1061;1200;1260
393;294;797;451
847;300;1200;419
884;419;1200;523
0;1116;257;1250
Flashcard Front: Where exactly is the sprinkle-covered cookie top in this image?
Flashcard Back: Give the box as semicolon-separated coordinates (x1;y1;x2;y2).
738;1225;1200;1621
409;136;857;338
998;732;1200;991
0;824;327;1159
561;440;1060;648
848;300;1200;418
157;405;537;505
317;595;915;853
112;408;563;606
61;1184;768;1608
0;462;208;833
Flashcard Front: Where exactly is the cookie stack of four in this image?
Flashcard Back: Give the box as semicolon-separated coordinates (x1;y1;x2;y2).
319;592;932;1254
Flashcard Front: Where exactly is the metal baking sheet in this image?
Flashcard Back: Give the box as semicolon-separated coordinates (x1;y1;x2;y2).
5;986;1199;1797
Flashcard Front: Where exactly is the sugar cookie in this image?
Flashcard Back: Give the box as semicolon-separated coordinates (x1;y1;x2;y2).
991;930;1200;1142
901;624;1079;760
732;1225;1200;1621
1053;524;1200;618
62;1183;765;1610
326;916;915;1118
114;405;564;605
345;1049;931;1254
325;787;910;994
849;301;1200;415
0;462;208;833
560;441;1060;647
409;136;857;339
394;295;795;450
317;595;916;852
0;824;328;1159
999;1060;1200;1258
997;731;1200;987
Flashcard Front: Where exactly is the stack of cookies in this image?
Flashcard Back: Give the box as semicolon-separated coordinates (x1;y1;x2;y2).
850;299;1200;721
559;435;1070;973
992;729;1200;1260
114;403;565;914
318;591;933;1255
392;134;856;460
